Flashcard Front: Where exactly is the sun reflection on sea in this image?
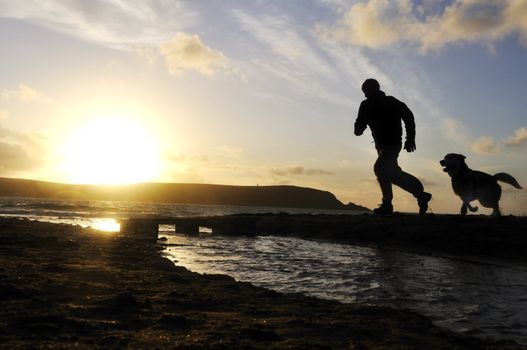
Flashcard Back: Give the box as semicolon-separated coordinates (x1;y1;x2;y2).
91;218;120;232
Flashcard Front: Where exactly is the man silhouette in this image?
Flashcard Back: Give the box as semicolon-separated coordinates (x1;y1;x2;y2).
354;78;432;215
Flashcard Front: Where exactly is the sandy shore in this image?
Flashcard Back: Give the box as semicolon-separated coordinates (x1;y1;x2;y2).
0;217;522;349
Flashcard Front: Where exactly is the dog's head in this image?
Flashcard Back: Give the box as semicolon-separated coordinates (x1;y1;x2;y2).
440;153;467;178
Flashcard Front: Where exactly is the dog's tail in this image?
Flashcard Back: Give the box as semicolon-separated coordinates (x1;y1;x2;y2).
467;203;478;212
494;173;522;189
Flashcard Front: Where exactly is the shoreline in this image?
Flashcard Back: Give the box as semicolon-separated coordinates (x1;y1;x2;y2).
0;217;522;349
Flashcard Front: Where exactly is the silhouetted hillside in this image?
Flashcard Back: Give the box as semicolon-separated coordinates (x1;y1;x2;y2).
0;178;369;211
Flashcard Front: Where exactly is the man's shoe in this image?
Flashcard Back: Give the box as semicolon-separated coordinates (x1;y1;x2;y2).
418;192;432;215
373;203;393;215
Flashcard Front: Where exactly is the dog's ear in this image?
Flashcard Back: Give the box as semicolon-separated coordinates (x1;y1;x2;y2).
454;154;466;160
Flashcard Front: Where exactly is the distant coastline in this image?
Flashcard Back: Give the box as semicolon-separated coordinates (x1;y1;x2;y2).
0;177;369;212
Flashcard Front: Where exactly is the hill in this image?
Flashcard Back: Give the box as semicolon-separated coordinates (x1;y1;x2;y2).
0;178;369;211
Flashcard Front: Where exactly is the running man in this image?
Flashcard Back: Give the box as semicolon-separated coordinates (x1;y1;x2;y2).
354;78;432;215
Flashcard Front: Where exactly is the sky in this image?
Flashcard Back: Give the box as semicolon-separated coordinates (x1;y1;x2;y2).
0;0;526;214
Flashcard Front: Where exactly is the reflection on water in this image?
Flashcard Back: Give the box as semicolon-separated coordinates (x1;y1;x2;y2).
162;232;527;344
91;218;120;232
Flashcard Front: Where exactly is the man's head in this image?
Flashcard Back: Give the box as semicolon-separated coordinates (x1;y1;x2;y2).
362;78;380;99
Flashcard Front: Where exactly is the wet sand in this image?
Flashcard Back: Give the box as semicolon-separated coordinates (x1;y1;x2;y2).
0;217;523;349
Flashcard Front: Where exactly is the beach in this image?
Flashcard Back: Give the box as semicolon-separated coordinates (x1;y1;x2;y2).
0;217;523;349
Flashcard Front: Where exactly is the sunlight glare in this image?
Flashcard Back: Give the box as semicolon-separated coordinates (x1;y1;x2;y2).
62;116;161;184
91;218;120;232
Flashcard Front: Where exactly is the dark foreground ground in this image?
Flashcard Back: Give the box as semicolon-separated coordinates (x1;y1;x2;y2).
0;217;524;349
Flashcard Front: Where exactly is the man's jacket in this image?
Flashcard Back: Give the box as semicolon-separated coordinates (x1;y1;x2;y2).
354;91;415;149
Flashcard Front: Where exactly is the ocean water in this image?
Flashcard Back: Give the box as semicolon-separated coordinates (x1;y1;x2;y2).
0;196;358;231
1;196;526;344
163;232;527;343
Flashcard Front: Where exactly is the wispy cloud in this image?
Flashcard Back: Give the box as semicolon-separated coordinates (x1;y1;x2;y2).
232;6;429;111
233;10;334;76
505;127;527;147
159;32;228;76
320;0;527;53
232;9;355;106
0;0;198;49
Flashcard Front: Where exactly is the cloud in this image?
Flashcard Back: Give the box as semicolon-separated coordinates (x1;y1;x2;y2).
0;142;38;171
0;85;49;123
321;0;527;52
470;136;499;154
0;3;243;79
441;118;469;143
270;166;334;176
0;0;198;49
232;10;355;106
505;127;527;146
0;127;46;173
0;84;42;103
159;32;227;76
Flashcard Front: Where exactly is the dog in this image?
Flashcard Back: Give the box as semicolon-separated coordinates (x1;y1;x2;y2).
440;153;522;216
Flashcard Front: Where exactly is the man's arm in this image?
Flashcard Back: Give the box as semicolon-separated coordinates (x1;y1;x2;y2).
400;101;416;152
354;101;368;136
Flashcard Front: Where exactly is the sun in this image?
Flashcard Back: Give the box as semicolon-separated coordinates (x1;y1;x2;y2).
62;117;161;184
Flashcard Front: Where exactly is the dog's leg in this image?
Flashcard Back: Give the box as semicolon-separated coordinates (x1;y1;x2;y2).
460;202;468;215
491;206;501;217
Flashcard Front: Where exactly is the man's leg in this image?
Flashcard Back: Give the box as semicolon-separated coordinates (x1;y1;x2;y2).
390;155;432;215
373;146;400;213
391;168;424;198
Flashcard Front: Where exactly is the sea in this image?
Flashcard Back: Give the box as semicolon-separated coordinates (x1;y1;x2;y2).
1;196;526;344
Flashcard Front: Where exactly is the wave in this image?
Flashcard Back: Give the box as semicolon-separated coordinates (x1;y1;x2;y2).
10;202;94;211
0;198;131;215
